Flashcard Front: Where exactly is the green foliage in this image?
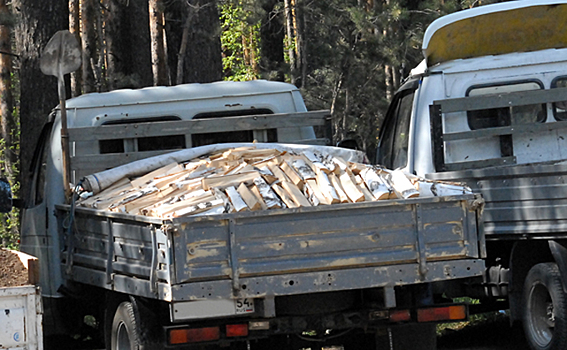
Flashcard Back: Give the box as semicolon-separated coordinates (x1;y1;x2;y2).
220;0;261;81
0;105;20;250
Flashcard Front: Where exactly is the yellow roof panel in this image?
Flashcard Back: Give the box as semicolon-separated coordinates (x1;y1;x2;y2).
423;1;567;66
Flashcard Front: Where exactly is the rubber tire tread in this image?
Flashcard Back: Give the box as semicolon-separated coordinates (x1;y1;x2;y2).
523;263;567;350
111;301;142;350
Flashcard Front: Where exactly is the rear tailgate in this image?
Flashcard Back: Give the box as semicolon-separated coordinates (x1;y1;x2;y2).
170;194;485;299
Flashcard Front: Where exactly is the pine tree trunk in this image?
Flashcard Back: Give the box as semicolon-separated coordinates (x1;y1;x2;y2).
149;0;168;86
295;0;307;88
283;0;297;85
177;0;222;84
105;0;153;89
0;0;14;174
13;0;68;200
175;5;192;86
259;0;285;81
284;0;297;84
103;0;123;90
81;0;96;93
69;0;81;97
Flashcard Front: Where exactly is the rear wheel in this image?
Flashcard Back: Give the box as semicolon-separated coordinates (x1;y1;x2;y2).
111;302;142;350
523;263;567;350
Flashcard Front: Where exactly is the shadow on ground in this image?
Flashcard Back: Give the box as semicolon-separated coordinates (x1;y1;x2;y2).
438;317;530;350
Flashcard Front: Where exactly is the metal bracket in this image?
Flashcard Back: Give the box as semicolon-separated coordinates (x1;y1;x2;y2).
228;218;241;294
414;204;429;277
149;225;159;296
105;218;115;285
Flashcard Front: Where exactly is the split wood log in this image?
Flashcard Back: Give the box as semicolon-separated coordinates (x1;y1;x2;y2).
305;179;330;205
280;161;304;189
302;151;334;174
254;177;283;209
131;162;180;188
202;171;260;191
237;183;262;211
329;173;350;203
281;181;311;207
268;164;291;183
271;183;297;208
360;168;391;200
250;185;268;210
338;170;364;203
225;186;248;212
291;157;317;180
388;170;419;199
316;171;340;204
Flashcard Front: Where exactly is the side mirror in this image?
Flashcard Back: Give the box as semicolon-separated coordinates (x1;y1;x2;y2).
0;178;13;213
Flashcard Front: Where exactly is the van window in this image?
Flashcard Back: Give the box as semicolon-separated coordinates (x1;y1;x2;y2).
378;89;415;169
467;82;545;130
99;116;185;154
551;77;567;121
191;109;277;147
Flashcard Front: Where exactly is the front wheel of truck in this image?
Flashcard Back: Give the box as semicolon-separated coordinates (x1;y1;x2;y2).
523;263;567;350
111;301;142;350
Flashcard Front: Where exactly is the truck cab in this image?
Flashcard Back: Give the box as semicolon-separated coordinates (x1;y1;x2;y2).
377;1;567;349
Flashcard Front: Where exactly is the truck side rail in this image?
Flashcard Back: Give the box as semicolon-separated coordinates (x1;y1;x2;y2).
430;87;567;172
68;110;332;180
56;194;485;301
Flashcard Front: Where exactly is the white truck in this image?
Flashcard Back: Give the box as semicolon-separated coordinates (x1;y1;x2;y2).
376;1;567;350
13;78;486;350
0;250;43;350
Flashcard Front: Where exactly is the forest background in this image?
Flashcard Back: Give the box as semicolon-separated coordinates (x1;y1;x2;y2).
0;0;508;247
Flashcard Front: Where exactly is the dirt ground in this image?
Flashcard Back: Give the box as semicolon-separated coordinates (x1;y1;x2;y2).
0;248;30;287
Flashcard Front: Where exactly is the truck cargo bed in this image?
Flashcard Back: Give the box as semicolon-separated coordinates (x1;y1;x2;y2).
57;194;485;302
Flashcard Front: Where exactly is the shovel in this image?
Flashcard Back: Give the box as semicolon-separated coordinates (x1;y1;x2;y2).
40;30;81;199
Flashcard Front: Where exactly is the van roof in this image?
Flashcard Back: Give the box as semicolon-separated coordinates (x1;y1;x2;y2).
423;0;567;66
63;80;299;110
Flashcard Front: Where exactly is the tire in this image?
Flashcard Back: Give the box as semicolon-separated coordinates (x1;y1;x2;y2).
523;263;567;350
110;301;142;350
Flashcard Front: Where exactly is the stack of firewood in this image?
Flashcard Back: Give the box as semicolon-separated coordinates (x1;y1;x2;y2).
77;146;470;218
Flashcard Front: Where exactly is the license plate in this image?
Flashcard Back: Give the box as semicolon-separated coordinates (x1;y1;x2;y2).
235;298;254;314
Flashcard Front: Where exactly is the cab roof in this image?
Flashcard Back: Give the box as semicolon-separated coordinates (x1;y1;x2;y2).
423;0;567;66
63;80;299;110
